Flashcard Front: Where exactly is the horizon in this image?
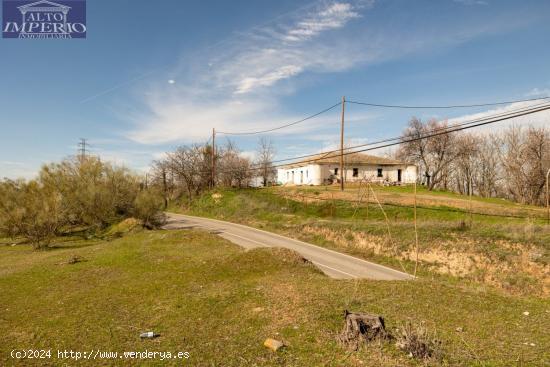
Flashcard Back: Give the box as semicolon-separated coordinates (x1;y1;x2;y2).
1;0;550;179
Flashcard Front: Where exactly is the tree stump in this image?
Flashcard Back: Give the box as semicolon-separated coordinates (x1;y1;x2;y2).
338;310;388;350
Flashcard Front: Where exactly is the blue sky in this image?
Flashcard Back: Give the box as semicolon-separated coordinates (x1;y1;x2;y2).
1;0;550;178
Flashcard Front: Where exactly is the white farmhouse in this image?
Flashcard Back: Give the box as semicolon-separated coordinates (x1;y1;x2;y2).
277;153;417;186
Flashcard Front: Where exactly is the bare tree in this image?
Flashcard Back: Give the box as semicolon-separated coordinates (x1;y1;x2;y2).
165;145;210;203
218;140;252;188
397;118;459;190
160;141;254;201
499;126;550;205
473;135;501;198
256;137;276;187
452;133;480;195
150;159;173;209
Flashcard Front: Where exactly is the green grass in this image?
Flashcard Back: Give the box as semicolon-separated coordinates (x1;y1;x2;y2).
1;230;548;366
178;188;550;296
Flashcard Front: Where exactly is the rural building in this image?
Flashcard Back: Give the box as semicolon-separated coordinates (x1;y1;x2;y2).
277;153;417;186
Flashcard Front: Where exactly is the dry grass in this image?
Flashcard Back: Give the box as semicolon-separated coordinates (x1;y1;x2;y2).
275;185;546;219
1;230;549;365
296;223;550;295
395;321;442;361
184;188;550;296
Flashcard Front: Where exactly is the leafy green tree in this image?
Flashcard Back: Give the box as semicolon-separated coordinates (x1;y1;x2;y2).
133;190;166;229
0;179;63;249
0;156;162;249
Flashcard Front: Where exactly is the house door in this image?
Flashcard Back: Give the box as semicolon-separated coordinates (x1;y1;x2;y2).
397;169;402;182
300;171;303;184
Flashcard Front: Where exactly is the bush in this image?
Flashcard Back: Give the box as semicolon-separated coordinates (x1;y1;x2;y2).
0;157;145;247
0;180;63;249
133;190;166;229
395;321;442;361
39;157;139;228
0;179;23;239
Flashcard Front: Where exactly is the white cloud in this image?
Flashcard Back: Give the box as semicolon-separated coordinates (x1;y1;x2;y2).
448;99;550;132
317;137;371;153
128;96;345;144
525;87;550;97
219;2;365;96
126;0;534;146
152;151;169;160
453;0;488;5
0;161;24;166
126;2;369;144
88;146;164;172
0;161;38;180
235;65;303;94
284;2;360;42
239;150;257;161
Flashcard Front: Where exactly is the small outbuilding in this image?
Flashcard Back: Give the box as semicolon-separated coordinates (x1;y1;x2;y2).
277;153;417;186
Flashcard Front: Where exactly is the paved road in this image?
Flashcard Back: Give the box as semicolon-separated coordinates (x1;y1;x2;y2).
164;213;412;281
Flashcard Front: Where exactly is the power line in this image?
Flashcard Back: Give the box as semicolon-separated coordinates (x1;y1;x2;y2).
216;95;550;138
248;99;550;167
347;95;550;109
165;97;550;178
216;102;342;135
301;102;550;166
207;101;550;175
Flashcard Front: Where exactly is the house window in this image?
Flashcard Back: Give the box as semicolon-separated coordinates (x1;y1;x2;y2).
334;168;338;175
377;168;383;177
353;168;359;177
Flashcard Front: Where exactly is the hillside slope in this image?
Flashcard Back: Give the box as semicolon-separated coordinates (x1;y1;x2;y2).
182;187;550;296
1;230;548;366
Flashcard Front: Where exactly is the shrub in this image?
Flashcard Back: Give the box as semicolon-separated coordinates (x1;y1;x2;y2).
133;190;166;229
0;157;171;246
1;157;144;247
0;179;63;249
0;179;22;239
39;157;139;228
395;321;442;361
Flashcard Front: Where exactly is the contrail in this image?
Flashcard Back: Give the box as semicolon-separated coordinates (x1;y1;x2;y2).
79;0;321;104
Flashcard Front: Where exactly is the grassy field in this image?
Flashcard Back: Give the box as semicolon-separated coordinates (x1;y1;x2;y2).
1;229;549;366
181;186;550;297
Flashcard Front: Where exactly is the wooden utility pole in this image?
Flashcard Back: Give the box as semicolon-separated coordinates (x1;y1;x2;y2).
469;176;473;227
413;181;419;277
366;183;370;219
212;128;216;188
340;96;346;192
546;168;550;225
